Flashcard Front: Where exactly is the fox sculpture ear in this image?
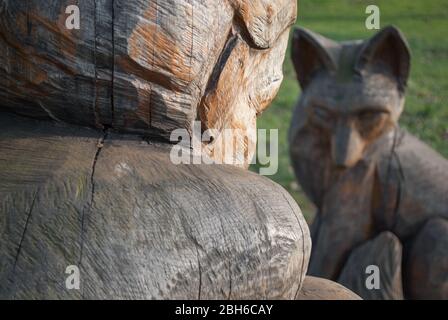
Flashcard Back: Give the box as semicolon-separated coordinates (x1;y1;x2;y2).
355;26;411;92
291;28;337;89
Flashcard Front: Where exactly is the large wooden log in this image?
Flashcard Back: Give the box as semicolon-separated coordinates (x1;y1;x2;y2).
0;0;296;166
0;112;310;299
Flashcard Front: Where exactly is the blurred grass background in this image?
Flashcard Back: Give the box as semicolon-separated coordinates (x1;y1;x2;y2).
250;0;448;222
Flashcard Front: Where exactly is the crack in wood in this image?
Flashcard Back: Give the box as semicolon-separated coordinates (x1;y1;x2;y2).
78;129;109;265
37;100;61;122
282;193;308;300
196;245;202;300
93;0;101;128
111;0;115;127
13;189;38;272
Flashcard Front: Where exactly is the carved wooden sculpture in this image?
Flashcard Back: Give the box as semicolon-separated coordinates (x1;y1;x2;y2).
0;0;296;167
289;26;448;300
0;0;360;300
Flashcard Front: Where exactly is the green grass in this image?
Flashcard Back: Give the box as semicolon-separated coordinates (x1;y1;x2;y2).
251;0;448;222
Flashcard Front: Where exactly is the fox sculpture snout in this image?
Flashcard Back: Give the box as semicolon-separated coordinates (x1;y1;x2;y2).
332;119;364;168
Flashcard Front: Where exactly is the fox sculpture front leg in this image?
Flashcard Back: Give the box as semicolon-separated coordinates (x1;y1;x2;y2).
309;161;376;280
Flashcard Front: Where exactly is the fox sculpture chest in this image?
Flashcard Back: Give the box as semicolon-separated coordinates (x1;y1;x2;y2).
289;26;448;300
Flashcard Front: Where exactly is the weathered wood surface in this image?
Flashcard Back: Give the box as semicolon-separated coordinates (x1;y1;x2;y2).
0;112;311;299
406;218;448;300
289;26;448;299
338;232;404;300
0;0;296;166
296;276;361;300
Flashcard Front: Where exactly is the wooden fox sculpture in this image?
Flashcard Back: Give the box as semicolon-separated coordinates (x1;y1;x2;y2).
289;26;448;299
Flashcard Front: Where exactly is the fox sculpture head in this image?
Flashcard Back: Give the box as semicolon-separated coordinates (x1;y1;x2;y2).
289;26;411;206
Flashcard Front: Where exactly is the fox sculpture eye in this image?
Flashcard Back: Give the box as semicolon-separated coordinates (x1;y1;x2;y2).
356;109;389;139
289;26;448;300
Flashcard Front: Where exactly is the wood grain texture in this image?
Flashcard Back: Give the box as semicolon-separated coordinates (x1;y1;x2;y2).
296;276;361;300
0;0;296;166
199;31;289;167
0;0;100;125
338;232;404;300
0;113;310;299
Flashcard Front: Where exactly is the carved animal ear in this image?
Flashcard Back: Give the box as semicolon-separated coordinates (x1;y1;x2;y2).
355;26;411;92
291;27;337;89
232;0;298;49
